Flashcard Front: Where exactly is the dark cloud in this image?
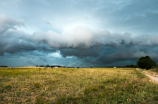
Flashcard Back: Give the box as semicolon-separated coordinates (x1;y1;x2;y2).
0;15;55;55
1;0;158;67
59;45;158;66
32;26;158;66
1;16;158;66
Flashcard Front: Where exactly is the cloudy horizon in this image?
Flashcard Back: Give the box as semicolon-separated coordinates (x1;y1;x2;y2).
0;0;158;67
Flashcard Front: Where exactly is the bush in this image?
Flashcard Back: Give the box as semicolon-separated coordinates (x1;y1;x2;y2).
33;82;42;88
137;56;156;70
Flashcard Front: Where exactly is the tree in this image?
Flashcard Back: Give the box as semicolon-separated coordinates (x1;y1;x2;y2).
125;64;136;68
39;65;44;67
137;56;156;70
45;65;50;67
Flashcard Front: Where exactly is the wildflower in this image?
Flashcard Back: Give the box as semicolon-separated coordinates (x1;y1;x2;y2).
105;86;108;88
127;98;131;101
66;94;69;98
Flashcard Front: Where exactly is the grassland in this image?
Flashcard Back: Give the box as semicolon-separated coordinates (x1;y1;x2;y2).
0;67;158;104
148;68;158;74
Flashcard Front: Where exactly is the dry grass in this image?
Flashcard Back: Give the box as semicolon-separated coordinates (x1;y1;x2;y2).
146;69;158;76
0;67;158;104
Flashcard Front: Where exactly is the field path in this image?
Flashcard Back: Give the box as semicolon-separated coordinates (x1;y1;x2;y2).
136;68;158;84
144;72;158;84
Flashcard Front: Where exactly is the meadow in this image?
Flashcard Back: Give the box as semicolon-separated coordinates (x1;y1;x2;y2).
0;67;158;104
148;68;158;74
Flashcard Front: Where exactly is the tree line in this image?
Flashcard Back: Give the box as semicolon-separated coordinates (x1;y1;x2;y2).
0;66;8;67
0;56;157;70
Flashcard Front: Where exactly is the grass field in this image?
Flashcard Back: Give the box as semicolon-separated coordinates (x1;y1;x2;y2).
0;67;158;104
148;68;158;74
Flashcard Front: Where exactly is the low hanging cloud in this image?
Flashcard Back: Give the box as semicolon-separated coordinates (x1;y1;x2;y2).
0;15;54;55
32;26;110;48
1;15;158;66
32;26;158;48
32;26;158;65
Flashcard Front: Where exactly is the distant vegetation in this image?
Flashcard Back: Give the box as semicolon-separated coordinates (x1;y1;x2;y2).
125;64;137;68
36;65;79;68
34;56;157;69
0;66;7;67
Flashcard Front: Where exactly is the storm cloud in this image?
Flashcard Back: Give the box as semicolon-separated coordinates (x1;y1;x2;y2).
32;26;158;65
0;15;54;55
0;0;158;67
32;26;158;48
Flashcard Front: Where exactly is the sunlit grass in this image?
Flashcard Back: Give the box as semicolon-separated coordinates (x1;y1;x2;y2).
149;68;158;74
0;67;158;104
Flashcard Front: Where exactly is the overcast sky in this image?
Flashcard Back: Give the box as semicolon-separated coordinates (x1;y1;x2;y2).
0;0;158;67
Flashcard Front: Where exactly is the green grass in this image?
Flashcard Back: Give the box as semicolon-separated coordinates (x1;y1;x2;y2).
0;67;158;104
135;69;146;78
150;68;158;73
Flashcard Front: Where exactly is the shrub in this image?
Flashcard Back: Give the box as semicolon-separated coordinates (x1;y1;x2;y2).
35;96;47;104
33;82;42;88
3;83;12;91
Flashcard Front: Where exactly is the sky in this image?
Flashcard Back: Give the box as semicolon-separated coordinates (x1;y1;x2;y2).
0;0;158;67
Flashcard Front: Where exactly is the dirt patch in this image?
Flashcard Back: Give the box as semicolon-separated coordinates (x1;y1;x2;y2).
142;71;158;84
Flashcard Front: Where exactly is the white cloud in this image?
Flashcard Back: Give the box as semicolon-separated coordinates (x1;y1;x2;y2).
66;56;75;58
32;26;158;50
48;51;62;58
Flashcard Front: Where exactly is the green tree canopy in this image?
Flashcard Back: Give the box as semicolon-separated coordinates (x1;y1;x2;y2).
137;56;156;70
